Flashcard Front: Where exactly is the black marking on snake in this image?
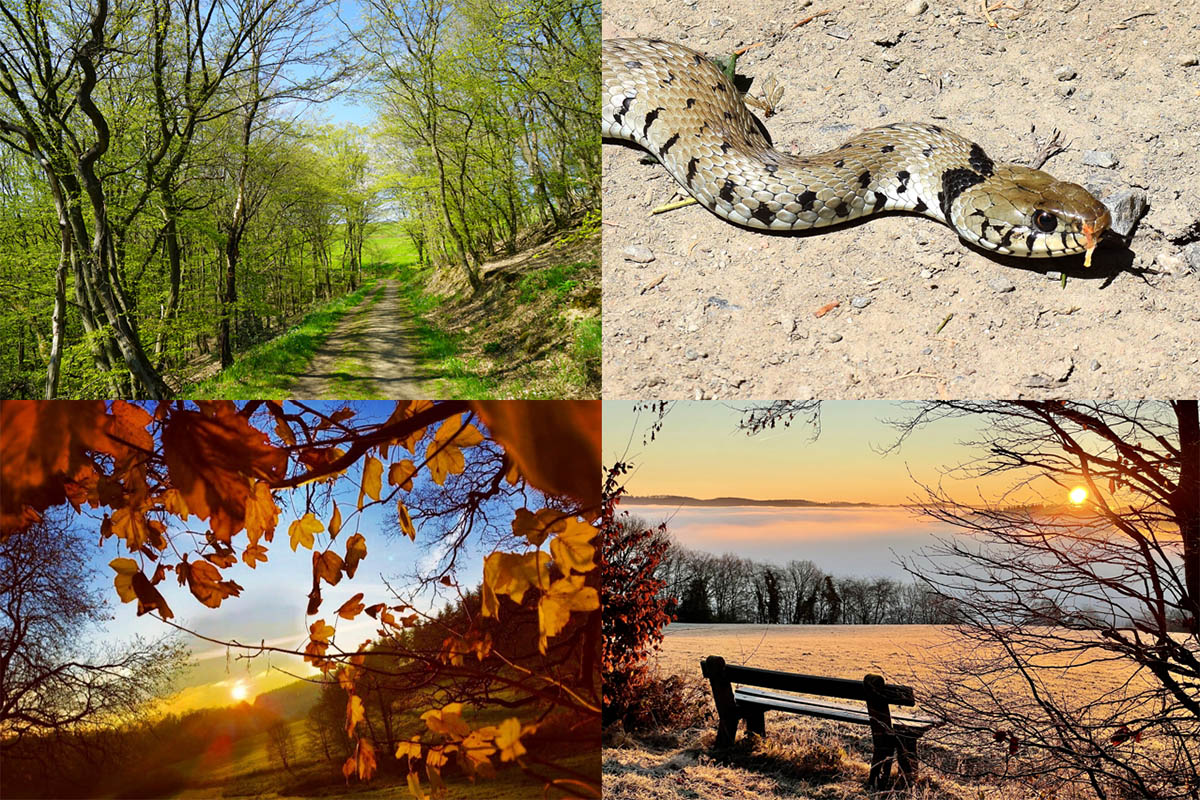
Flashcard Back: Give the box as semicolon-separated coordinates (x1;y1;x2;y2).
969;209;986;218
940;167;985;220
723;110;733;121
839;142;854;150
693;54;704;66
659;133;679;157
686;157;699;185
1025;232;1037;253
858;169;871;188
872;192;887;213
625;60;642;69
922;145;935;157
880;144;895;153
662;71;676;85
798;190;818;212
929;124;943;134
999;229;1015;249
834;201;850;218
913;198;928;214
896;169;910;193
686;97;696;108
713;83;726;92
719;179;736;204
751;204;775;226
968;143;995;177
613;95;633;125
833;159;845;168
642;108;662;137
719;141;731;153
763;163;778;175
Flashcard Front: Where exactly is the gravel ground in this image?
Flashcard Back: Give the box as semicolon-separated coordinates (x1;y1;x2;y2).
602;0;1200;399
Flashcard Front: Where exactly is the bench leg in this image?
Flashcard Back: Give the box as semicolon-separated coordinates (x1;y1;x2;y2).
715;710;740;748
894;732;919;786
868;734;895;791
744;707;766;738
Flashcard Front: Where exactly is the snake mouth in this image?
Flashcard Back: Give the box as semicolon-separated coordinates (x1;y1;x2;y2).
1082;223;1100;267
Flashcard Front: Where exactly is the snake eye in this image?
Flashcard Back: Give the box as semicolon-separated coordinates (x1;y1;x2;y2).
1032;210;1058;232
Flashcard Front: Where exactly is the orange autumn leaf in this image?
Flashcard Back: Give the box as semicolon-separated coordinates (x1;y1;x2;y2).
495;717;528;762
346;694;365;738
108;506;156;550
425;438;465;486
358;455;383;509
397;502;416;541
315;549;345;586
388;459;416;491
204;550;237;568
337;592;366;620
289;512;324;551
344;533;367;579
471;401;599;509
242;543;269;568
161;404;288;542
421;702;471;739
329;501;342;539
244;480;278;544
550;517;597;574
111;557;139;603
310;618;335;643
395;736;422;763
407;771;428;800
356;737;377;781
185;559;243;608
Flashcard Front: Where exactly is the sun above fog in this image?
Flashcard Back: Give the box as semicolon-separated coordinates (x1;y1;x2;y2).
230;681;248;701
1068;487;1088;505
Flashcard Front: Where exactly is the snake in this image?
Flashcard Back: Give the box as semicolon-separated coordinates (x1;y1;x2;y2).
602;38;1112;266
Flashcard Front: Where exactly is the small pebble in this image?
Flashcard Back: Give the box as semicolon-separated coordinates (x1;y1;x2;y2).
1185;243;1200;274
1055;84;1075;99
1089;360;1101;371
623;245;656;263
920;268;934;279
921;346;933;355
878;104;889;117
988;277;1016;293
685;348;700;361
1179;53;1199;67
904;0;928;16
826;26;852;40
1102;189;1149;238
1154;250;1186;274
1054;66;1077;81
1082;150;1119;169
827;333;844;343
1045;271;1063;281
851;296;873;309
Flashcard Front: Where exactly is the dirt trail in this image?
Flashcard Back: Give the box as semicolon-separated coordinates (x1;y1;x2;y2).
287;279;426;399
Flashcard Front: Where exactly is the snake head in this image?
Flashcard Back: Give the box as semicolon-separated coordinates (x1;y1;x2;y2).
963;165;1112;266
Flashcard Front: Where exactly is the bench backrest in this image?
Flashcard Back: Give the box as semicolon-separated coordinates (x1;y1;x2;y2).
701;655;916;706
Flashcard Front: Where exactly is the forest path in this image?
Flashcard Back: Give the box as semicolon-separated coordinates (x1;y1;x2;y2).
286;279;426;399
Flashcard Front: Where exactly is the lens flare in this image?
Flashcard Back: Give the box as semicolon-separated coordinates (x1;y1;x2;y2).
1068;487;1087;505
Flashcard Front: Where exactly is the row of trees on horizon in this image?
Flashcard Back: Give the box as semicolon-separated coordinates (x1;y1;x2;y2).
0;0;599;400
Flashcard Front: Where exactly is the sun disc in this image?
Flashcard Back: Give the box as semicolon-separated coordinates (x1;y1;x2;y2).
1068;487;1087;505
231;682;248;701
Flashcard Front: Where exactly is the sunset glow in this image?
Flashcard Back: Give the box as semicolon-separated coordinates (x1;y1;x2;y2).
1069;487;1088;505
230;681;248;702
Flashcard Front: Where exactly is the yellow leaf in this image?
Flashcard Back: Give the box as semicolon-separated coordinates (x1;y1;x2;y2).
289;512;324;551
425;437;465;485
329;501;342;539
550;517;597;574
396;736;422;763
110;506;152;550
538;573;599;653
388;459;416;491
511;507;566;546
344;533;367;579
435;417;483;448
110;557;139;603
242;543;269;568
359;455;383;508
481;551;550;617
244;479;278;544
346;694;365;738
357;737;377;781
407;771;428;800
315;549;344;586
495;717;527;762
421;702;471;739
459;728;497;774
397;502;416;541
310;618;335;644
337;592;365;620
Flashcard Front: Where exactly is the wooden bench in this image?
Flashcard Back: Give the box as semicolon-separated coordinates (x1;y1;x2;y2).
701;655;939;789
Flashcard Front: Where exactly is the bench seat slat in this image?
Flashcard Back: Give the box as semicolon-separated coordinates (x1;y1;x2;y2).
733;686;938;730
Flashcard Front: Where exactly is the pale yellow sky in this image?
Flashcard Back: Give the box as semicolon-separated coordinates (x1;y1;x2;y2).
602;401;1065;506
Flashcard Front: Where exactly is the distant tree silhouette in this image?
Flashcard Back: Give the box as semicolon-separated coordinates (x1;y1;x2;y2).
677;578;713;623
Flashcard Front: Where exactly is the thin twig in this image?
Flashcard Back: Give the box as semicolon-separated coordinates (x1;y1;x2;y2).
934;313;954;334
791;9;832;30
651;197;698;215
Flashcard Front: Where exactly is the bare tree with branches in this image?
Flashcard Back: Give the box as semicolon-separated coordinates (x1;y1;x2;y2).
886;400;1199;799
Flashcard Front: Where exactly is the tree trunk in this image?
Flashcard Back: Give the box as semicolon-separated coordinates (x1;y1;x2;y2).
1174;399;1199;634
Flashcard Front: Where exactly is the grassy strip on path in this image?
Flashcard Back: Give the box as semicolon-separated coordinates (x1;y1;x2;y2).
184;277;385;400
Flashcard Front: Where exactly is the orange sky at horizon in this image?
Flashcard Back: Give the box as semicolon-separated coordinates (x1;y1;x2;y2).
603;401;1064;507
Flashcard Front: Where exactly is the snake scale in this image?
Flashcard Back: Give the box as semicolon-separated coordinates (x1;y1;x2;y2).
603;38;1111;265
